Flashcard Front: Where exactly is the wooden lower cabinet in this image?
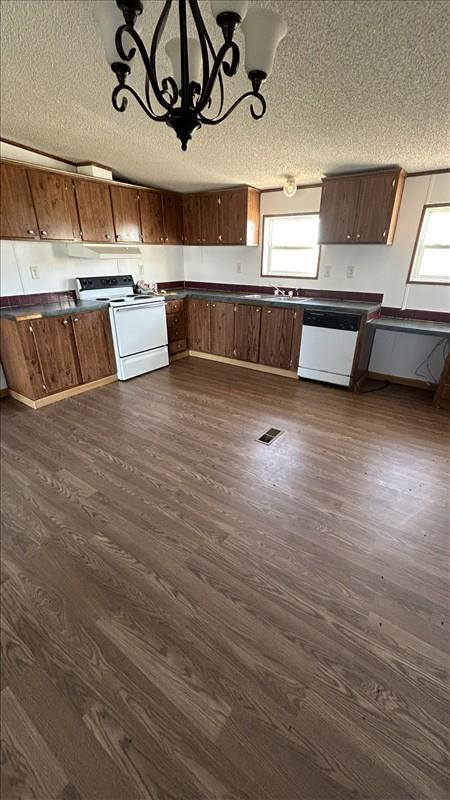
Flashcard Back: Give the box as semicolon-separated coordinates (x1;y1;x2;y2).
210;302;235;358
187;299;211;352
0;308;116;405
165;299;187;357
259;307;297;370
30;316;81;393
234;304;261;363
71;309;116;382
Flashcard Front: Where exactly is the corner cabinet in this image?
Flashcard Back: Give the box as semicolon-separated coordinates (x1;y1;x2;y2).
0;308;116;408
182;187;260;246
318;168;405;245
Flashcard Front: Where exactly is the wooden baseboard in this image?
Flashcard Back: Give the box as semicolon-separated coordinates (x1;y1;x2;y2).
8;374;117;409
0;388;8;399
169;351;189;363
367;372;437;391
188;351;298;379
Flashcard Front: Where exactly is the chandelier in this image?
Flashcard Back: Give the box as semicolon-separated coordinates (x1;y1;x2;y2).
94;0;287;151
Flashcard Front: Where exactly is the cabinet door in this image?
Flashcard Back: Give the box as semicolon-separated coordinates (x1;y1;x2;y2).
0;163;39;239
183;194;202;245
0;319;45;399
210;301;235;357
289;309;303;371
71;309;116;383
73;179;115;242
162;193;183;244
187;299;211;352
259;307;295;369
354;172;398;243
220;189;247;244
318;179;361;244
110;186;141;242
200;193;220;244
139;189;164;244
27;170;79;241
30;316;81;394
234;304;261;362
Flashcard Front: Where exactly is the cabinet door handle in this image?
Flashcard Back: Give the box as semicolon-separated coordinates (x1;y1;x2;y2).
218;235;222;242
239;237;243;242
212;303;216;308
267;309;272;314
356;233;361;239
27;229;36;235
160;236;164;242
383;229;387;238
40;230;48;236
74;317;79;323
105;234;111;239
256;307;261;313
165;237;169;242
63;319;68;325
116;235;121;241
346;234;351;239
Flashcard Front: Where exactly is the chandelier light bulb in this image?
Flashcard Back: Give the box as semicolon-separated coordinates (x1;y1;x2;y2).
283;177;297;198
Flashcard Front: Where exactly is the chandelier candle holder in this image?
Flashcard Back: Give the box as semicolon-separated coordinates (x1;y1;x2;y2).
94;0;287;150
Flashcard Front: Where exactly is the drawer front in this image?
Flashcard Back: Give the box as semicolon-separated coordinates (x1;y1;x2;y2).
169;338;187;355
165;299;184;314
167;315;186;342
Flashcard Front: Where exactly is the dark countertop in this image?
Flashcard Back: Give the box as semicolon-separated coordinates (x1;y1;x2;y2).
160;289;380;315
0;299;110;320
368;316;450;338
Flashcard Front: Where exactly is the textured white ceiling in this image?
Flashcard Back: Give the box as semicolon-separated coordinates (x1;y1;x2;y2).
1;0;449;191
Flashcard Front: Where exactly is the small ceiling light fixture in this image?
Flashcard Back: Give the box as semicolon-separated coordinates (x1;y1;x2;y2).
283;176;297;198
94;0;287;151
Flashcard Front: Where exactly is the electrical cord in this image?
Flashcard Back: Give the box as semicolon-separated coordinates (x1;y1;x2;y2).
415;337;448;384
360;379;390;394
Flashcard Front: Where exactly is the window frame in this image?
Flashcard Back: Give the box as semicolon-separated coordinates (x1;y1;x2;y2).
407;202;450;286
260;212;321;280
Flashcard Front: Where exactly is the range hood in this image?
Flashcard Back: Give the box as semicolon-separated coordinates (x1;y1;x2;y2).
65;243;142;258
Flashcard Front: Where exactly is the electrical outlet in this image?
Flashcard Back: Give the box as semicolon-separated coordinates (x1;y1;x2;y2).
236;262;242;274
323;264;332;278
30;266;40;279
346;265;355;279
138;263;144;276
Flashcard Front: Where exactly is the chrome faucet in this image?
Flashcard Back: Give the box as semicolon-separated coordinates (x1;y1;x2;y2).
272;286;286;296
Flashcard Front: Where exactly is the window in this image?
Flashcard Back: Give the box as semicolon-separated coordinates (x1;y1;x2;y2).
409;204;450;284
261;213;320;278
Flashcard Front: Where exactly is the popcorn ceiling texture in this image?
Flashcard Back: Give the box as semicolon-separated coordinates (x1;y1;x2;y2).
0;0;449;192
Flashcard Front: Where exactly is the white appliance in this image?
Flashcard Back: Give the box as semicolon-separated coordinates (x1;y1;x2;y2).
298;309;360;386
76;275;169;380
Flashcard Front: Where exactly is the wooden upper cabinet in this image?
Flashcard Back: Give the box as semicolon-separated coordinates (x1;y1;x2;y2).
139;189;164;243
220;189;246;244
187;299;211;352
162;192;183;244
30;316;81;394
182;194;202;245
71;309;116;382
259;307;296;370
318;178;361;244
73;178;115;243
200;192;220;244
0;163;39;239
219;187;260;245
355;171;405;243
27;169;79;241
318;168;405;245
109;186;141;243
234;304;261;363
210;301;235;358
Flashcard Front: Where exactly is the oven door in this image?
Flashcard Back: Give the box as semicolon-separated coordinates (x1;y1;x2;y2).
112;302;168;357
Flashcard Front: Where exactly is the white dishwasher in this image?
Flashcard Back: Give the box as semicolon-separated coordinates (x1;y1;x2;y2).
298;309;360;386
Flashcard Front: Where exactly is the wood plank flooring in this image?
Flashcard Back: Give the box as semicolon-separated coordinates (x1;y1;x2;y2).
1;357;449;800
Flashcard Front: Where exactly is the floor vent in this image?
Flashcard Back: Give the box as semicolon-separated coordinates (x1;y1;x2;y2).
257;427;284;446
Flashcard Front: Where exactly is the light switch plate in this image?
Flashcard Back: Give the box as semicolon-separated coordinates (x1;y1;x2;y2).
30;266;40;279
346;265;355;279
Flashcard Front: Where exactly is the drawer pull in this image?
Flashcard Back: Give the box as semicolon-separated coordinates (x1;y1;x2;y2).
27;229;36;235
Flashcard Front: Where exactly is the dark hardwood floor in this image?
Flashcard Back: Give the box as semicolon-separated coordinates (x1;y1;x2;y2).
1;357;449;800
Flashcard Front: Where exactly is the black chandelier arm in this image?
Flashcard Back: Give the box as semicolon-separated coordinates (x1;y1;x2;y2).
198;90;267;125
195;40;239;114
115;23;174;113
112;83;170;122
188;0;211;103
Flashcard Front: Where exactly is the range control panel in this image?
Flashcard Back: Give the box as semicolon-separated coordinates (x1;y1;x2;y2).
77;275;134;291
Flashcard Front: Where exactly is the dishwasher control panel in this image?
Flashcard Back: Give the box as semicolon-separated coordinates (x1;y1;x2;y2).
302;310;361;331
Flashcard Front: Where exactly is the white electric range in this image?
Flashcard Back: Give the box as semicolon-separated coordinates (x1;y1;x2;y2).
75;275;169;380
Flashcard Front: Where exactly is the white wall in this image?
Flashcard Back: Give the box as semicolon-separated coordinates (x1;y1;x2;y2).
0;240;184;296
